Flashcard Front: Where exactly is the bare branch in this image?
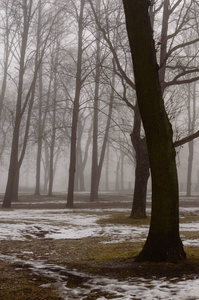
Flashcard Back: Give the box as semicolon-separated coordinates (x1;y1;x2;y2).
174;130;199;147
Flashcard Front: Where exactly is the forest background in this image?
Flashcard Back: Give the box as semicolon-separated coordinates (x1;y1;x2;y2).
0;0;199;208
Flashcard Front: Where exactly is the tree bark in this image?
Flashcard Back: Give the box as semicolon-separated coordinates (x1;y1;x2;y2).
90;0;101;202
186;140;194;197
122;0;186;262
67;0;85;207
186;82;196;197
130;136;150;219
43;140;50;193
2;0;32;208
35;47;43;196
48;38;59;197
159;0;170;92
105;143;110;191
95;69;114;196
130;104;150;219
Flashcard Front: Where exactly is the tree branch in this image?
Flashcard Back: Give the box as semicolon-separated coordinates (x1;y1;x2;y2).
174;130;199;147
88;0;135;90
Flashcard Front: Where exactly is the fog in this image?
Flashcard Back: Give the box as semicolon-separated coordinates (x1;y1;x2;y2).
0;137;199;196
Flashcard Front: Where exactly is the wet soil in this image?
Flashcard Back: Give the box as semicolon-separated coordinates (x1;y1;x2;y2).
0;193;198;299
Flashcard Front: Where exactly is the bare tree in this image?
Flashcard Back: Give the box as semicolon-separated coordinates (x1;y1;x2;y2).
67;0;86;207
2;0;62;207
122;0;186;262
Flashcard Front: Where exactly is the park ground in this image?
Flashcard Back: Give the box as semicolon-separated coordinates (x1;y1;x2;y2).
0;193;199;299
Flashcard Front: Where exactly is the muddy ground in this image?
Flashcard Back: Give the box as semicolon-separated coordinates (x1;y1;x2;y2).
0;193;198;299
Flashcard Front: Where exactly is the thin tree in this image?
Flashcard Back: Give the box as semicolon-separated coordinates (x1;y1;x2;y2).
67;0;85;207
48;40;59;196
2;0;34;207
0;0;16;117
2;0;61;207
75;114;92;191
90;0;101;202
34;0;44;196
186;82;196;197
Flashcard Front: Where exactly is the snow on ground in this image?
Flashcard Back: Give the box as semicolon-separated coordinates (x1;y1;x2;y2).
0;208;149;242
0;207;198;246
1;252;199;300
0;204;199;299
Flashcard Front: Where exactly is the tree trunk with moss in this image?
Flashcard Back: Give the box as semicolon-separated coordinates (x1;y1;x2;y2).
122;0;186;262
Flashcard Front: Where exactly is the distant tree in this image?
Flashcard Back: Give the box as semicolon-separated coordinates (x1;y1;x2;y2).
122;0;186;262
89;0;123;201
34;0;44;196
185;80;197;197
48;44;59;197
88;0;149;217
67;0;85;208
75;113;92;191
0;0;17;117
2;0;35;207
90;0;101;202
2;0;61;207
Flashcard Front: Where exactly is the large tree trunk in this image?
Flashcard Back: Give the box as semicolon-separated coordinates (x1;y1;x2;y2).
131;136;150;219
158;0;169;92
122;0;186;262
130;104;150;219
130;0;169;218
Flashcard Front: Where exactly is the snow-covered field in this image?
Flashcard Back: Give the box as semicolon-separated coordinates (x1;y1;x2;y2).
0;202;199;299
0;206;198;246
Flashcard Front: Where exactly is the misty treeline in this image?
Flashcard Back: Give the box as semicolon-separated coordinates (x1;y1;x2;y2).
0;0;199;211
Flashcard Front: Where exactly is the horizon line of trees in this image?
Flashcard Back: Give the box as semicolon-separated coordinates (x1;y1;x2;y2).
0;0;199;218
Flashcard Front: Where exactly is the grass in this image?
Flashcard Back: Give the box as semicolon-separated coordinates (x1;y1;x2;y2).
97;212;150;226
185;247;199;260
0;194;199;299
0;260;61;300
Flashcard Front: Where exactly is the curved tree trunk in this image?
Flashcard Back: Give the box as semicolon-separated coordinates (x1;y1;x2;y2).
122;0;186;262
